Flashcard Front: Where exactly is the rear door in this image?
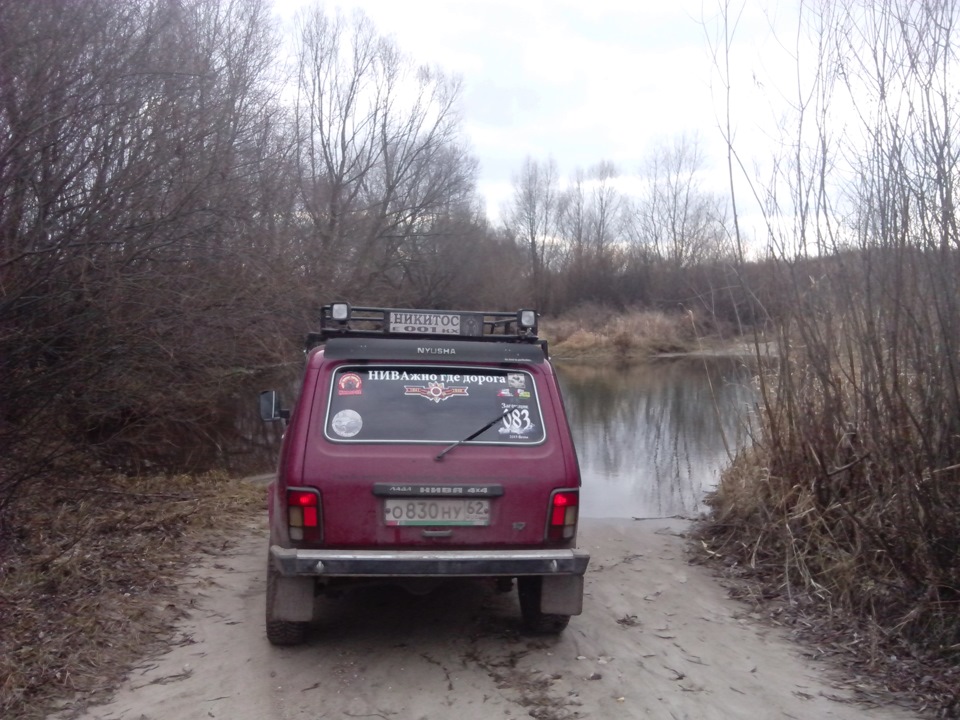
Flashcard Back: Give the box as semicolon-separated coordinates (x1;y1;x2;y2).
306;363;573;548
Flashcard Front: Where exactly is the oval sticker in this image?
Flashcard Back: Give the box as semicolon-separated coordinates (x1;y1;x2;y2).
331;409;362;437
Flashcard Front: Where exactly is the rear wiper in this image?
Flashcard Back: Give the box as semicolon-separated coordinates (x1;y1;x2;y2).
435;410;508;461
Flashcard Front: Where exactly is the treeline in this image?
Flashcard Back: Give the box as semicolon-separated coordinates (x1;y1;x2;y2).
0;0;762;498
506;142;741;317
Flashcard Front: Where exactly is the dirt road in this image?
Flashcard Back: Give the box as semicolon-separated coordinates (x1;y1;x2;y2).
69;518;917;720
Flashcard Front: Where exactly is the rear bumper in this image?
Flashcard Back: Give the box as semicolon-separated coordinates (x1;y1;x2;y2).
270;545;590;578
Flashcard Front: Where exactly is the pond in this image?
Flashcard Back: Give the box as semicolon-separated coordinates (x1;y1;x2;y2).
556;357;757;520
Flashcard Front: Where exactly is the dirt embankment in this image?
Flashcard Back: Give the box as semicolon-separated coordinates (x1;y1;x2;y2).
59;518;917;720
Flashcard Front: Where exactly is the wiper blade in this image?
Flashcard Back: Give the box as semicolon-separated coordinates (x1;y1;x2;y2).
435;410;508;461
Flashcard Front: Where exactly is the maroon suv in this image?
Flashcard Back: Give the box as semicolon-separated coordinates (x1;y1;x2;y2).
259;303;589;645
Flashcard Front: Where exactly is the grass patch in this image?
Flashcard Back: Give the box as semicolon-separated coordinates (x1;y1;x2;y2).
541;305;715;361
0;472;265;720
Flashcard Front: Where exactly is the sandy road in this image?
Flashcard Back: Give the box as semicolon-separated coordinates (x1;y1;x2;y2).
68;518;917;720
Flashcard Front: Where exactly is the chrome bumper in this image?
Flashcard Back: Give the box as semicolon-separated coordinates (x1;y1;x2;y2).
270;545;590;578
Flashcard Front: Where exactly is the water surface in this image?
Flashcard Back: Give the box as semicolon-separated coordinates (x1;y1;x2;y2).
557;358;756;519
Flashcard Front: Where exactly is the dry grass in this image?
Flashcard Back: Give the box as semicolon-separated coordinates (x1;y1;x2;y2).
0;472;265;720
541;306;711;360
691;252;960;719
698;377;960;717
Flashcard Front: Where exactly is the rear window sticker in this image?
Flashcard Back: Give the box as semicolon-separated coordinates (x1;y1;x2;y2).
507;373;526;389
332;409;363;437
404;381;469;403
338;372;363;396
498;388;513;397
518;390;531;399
499;406;536;436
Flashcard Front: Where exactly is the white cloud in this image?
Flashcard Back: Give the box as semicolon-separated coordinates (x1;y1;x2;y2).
274;0;806;228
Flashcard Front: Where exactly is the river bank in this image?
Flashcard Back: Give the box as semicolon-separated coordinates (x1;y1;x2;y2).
539;307;760;362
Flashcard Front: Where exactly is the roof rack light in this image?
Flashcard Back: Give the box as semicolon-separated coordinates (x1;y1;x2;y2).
330;302;350;322
517;309;538;333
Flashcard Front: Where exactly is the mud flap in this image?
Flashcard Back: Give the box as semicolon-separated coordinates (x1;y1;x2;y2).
270;576;314;622
540;575;584;615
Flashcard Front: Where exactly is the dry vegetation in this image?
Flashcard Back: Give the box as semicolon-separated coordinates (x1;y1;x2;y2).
0;472;265;720
541;305;726;361
699;433;960;716
697;3;960;716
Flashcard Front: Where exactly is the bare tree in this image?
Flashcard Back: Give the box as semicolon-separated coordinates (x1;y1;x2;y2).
630;134;731;268
291;5;477;300
554;161;627;307
558;168;588;263
507;156;562;309
587;160;623;256
395;203;525;310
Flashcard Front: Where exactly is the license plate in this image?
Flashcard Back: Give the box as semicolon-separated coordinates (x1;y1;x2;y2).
383;498;490;526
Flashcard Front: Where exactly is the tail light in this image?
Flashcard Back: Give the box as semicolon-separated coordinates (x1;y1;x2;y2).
287;488;321;541
547;490;579;541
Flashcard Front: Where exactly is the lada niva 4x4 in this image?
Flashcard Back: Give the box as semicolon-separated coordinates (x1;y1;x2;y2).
259;303;589;645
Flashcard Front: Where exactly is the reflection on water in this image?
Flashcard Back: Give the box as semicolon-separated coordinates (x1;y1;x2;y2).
557;358;756;520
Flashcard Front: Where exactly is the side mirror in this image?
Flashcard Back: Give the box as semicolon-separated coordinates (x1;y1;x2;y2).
259;390;290;422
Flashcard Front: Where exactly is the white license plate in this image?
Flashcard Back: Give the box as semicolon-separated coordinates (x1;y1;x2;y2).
383;498;490;526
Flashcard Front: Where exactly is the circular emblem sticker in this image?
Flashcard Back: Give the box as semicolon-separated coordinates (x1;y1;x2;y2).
338;372;363;396
331;409;362;437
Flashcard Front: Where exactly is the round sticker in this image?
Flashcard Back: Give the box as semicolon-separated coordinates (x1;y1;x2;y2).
331;409;362;437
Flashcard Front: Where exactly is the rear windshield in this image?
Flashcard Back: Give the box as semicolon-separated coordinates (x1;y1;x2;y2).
324;365;545;445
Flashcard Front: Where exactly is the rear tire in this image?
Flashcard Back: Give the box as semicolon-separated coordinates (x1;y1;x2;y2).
265;558;310;646
518;576;571;634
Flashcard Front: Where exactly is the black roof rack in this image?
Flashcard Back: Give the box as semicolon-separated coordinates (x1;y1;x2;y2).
306;302;542;351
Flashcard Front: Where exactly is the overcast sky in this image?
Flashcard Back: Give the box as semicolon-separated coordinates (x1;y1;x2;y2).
273;1;800;225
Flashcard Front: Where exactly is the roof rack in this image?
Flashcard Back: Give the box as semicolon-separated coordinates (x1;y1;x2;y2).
306;302;541;350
